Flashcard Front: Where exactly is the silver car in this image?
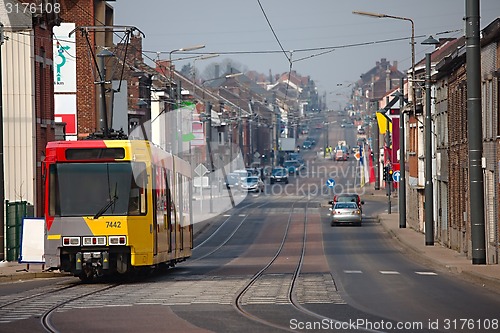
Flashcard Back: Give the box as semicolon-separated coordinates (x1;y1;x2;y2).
241;176;265;192
330;202;362;226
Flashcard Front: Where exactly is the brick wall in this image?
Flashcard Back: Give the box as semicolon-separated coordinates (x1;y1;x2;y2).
34;23;56;216
60;0;98;137
448;65;469;254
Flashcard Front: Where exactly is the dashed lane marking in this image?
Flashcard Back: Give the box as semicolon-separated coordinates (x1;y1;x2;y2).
415;271;438;276
379;271;400;275
343;270;363;274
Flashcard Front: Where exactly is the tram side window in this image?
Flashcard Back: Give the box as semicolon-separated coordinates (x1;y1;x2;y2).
128;168;147;215
48;164;59;216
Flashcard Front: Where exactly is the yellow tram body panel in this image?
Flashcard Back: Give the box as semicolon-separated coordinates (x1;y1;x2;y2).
44;139;193;278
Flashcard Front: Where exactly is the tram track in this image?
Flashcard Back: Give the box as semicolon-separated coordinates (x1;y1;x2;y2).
229;198;381;333
189;195;291;262
40;283;121;333
0;280;123;332
231;199;308;332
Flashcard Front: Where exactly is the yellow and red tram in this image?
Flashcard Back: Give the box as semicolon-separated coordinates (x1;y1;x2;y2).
43;139;192;280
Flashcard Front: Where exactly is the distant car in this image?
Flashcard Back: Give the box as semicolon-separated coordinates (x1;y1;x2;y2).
306;137;316;146
241;176;265;192
302;141;313;149
233;169;250;182
329;193;364;210
283;160;303;175
224;173;240;189
335;149;348;161
330;202;362;226
288;152;304;164
246;168;260;177
270;167;289;184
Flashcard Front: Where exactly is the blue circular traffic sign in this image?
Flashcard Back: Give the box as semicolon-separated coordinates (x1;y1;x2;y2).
326;178;336;188
392;171;401;182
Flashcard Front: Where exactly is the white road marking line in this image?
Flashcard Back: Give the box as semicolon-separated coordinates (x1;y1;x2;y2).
415;271;438;276
380;271;400;275
223;214;231;217
344;270;363;274
238;214;246;217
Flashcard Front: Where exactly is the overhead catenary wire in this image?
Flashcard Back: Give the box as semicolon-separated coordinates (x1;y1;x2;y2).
256;0;291;64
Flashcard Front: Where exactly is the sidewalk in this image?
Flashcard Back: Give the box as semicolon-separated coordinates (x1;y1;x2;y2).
367;189;500;294
0;261;69;282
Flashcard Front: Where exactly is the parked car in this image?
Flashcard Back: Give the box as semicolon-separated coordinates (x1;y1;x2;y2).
241;176;265;192
329;202;362;226
270;167;289;184
329;193;364;210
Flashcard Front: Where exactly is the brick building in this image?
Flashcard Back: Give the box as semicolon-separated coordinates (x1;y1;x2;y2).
58;0;114;138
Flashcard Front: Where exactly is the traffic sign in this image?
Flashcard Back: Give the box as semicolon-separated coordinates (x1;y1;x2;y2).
194;163;209;177
326;178;336;188
354;152;360;160
392;171;401;183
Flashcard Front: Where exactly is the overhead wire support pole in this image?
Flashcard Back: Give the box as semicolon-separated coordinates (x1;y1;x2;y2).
424;52;434;246
465;0;486;264
399;77;406;228
0;23;5;261
421;35;440;246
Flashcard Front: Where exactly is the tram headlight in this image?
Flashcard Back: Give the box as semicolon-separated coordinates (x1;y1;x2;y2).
109;236;127;245
62;237;80;246
83;236;106;246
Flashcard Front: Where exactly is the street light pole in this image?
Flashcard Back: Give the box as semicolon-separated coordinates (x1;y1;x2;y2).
465;0;486;264
421;35;439;246
352;11;414;69
0;23;5;261
424;52;434;246
192;53;219;97
352;10;415;216
398;77;406;228
168;45;205;158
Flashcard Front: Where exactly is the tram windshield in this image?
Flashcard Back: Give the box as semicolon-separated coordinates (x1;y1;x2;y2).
48;162;147;217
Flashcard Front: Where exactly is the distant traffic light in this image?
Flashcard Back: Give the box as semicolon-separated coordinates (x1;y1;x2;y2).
383;166;393;182
388;168;394;181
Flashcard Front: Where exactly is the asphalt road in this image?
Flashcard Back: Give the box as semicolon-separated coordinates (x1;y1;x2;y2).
1;125;499;333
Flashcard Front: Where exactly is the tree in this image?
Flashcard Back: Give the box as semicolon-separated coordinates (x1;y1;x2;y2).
180;63;194;79
202;58;247;80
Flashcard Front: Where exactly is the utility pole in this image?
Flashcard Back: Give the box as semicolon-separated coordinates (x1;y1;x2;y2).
424;52;434;245
177;80;183;159
208;102;234;208
0;23;5;261
372;101;380;190
466;0;486;264
399;77;406;228
205;102;214;213
385;97;391;215
275;106;280;166
238;107;243;165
